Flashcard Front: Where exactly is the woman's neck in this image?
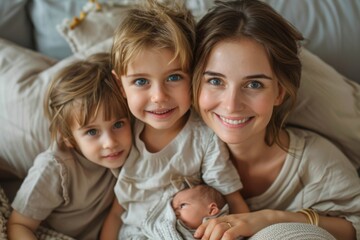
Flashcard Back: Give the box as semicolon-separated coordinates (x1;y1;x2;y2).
228;130;289;198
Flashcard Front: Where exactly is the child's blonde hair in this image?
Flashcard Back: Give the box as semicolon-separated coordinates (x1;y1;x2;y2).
44;53;130;149
111;0;195;76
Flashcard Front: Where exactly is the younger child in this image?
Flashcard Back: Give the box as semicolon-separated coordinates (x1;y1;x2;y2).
7;53;132;240
172;184;229;239
109;0;249;238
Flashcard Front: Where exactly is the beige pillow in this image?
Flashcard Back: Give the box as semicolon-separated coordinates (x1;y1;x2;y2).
288;48;360;169
0;37;113;179
57;2;129;54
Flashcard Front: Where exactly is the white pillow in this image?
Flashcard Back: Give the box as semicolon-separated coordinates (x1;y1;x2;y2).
288;48;360;169
57;2;129;54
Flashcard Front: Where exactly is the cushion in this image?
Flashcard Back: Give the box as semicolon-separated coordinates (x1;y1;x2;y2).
0;37;113;179
263;0;360;84
57;2;129;54
28;0;89;59
288;48;360;169
0;0;34;50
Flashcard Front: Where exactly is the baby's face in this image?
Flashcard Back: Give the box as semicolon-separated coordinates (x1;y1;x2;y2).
172;188;212;229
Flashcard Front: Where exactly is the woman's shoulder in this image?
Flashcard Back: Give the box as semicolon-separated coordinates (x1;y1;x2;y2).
286;127;357;174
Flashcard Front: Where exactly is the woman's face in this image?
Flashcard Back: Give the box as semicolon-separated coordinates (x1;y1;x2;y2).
198;38;284;145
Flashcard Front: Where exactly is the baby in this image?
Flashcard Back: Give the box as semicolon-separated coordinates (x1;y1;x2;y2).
172;185;229;239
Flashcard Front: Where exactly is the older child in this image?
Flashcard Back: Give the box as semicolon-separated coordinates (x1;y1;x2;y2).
7;53;132;240
192;0;360;239
109;0;249;238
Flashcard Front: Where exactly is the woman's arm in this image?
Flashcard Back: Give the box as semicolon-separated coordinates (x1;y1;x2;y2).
194;209;356;240
100;198;124;240
7;210;41;240
224;191;249;214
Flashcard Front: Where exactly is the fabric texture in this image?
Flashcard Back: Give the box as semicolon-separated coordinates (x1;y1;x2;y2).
1;185;75;240
57;2;129;54
287;48;360;170
249;223;336;240
11;143;117;240
115;110;242;238
263;0;360;83
246;127;360;239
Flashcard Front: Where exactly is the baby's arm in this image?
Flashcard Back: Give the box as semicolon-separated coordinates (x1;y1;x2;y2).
225;191;249;214
7;210;41;240
100;198;124;240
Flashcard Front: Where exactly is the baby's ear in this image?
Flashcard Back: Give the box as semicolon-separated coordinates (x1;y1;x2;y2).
208;203;220;216
112;69;127;98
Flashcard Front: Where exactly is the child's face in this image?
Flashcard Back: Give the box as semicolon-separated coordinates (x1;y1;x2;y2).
70;105;132;169
172;188;214;229
120;47;191;132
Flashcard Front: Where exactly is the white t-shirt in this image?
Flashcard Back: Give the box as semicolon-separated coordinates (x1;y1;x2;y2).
115;110;242;238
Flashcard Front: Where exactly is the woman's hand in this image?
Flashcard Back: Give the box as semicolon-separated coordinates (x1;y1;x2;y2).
194;209;281;240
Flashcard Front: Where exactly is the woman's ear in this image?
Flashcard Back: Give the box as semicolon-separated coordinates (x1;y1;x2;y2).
208;203;220;216
112;69;127;98
274;82;286;106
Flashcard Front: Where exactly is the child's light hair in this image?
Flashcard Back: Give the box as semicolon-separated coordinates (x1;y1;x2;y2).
44;53;130;149
111;0;195;76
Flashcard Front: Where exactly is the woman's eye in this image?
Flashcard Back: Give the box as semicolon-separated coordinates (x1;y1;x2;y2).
114;121;124;129
86;129;97;136
168;74;181;82
208;78;222;86
247;81;263;89
134;78;148;86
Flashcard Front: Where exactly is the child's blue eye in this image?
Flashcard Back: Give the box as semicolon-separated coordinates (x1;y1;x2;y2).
208;78;222;86
114;121;124;129
134;78;148;86
168;74;181;82
247;81;263;89
87;129;97;136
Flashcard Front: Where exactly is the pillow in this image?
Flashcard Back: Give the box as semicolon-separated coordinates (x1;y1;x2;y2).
287;48;360;170
263;0;360;84
57;2;129;54
0;38;55;178
28;0;89;59
0;0;34;50
0;37;113;179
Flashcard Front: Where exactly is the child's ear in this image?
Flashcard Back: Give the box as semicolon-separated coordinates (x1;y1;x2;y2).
63;138;74;148
112;69;127;98
208;203;220;216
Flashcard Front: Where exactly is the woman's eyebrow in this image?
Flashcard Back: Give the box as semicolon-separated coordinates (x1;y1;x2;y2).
203;71;272;80
203;71;225;77
245;74;272;80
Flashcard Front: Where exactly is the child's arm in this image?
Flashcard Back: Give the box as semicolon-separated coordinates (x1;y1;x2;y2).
7;210;41;240
224;191;249;214
100;198;124;240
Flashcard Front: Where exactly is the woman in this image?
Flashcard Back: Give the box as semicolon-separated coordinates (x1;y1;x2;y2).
192;0;360;239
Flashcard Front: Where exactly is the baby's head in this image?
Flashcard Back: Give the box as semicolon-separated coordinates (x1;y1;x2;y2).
111;0;195;77
44;53;132;168
172;185;226;229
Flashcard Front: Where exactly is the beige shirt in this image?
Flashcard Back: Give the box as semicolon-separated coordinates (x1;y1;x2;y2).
247;127;360;239
12;143;117;239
